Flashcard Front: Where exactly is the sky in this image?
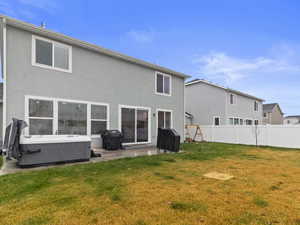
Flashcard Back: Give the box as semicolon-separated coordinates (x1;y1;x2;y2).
1;0;300;115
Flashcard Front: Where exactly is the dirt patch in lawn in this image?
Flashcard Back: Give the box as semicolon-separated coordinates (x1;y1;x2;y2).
1;144;300;225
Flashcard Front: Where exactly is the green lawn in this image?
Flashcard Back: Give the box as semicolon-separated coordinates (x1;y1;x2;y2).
0;143;300;225
0;155;2;169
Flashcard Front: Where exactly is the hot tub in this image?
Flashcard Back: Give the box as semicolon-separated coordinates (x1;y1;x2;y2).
18;135;91;167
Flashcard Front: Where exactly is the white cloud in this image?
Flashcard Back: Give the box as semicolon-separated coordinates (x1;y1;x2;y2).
125;29;156;44
194;47;300;84
0;2;17;17
18;0;58;12
0;0;58;19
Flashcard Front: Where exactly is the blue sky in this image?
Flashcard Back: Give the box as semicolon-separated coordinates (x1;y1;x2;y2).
1;0;300;115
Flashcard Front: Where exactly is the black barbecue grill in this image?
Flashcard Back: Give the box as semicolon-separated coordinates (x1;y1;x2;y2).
157;128;180;152
101;130;124;150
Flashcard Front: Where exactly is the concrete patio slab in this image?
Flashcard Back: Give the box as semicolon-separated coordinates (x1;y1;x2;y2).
0;147;172;175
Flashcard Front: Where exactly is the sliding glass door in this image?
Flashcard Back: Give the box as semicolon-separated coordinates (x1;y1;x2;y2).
120;106;150;144
121;108;136;143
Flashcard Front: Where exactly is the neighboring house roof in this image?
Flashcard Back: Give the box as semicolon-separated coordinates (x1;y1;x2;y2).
0;15;190;79
263;103;284;115
284;115;300;119
185;79;264;101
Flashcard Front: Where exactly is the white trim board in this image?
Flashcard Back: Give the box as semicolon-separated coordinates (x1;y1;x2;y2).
2;17;6;138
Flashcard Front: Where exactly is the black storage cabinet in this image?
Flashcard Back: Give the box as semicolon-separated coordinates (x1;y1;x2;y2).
157;128;180;152
101;130;123;150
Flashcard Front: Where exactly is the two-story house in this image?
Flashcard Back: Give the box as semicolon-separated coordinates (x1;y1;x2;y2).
283;116;300;125
185;79;264;126
263;103;284;124
0;15;190;148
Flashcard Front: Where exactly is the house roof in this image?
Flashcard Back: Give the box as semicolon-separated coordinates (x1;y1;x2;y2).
0;15;191;79
285;115;300;119
185;79;264;102
263;103;283;115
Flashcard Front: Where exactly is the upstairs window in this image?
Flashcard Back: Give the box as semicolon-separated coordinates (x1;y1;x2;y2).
229;94;236;105
254;101;258;111
156;72;171;96
33;36;72;73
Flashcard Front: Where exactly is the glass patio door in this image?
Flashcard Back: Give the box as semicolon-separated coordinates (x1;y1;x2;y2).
121;106;150;144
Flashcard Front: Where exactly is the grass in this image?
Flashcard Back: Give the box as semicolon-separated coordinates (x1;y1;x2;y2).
253;196;269;207
0;155;3;168
0;142;300;225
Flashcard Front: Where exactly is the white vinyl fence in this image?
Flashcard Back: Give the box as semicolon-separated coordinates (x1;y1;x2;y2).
186;125;300;149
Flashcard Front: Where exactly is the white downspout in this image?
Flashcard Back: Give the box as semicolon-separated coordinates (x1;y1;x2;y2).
2;17;6;140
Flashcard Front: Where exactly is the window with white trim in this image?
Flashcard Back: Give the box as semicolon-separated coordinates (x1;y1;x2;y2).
229;94;236;105
58;101;87;135
26;97;108;136
246;119;253;125
157;110;172;129
33;36;72;72
254;101;258;111
214;117;220;126
156;72;171;95
29;99;54;135
240;119;244;125
91;104;108;135
254;120;259;125
228;117;245;125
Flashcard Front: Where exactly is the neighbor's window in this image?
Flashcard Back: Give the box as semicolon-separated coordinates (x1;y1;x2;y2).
240;119;244;125
29;99;54;135
254;101;258;111
263;113;267;117
254;120;259;125
58;102;87;135
214;117;220;126
156;72;171;95
230;94;235;104
33;36;72;72
234;118;239;125
91;104;108;135
158;110;172;129
228;118;234;125
246;119;253;125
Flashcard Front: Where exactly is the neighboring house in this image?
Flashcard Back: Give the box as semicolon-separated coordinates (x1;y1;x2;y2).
0;15;190;148
185;79;264;126
283;116;300;125
262;103;284;124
